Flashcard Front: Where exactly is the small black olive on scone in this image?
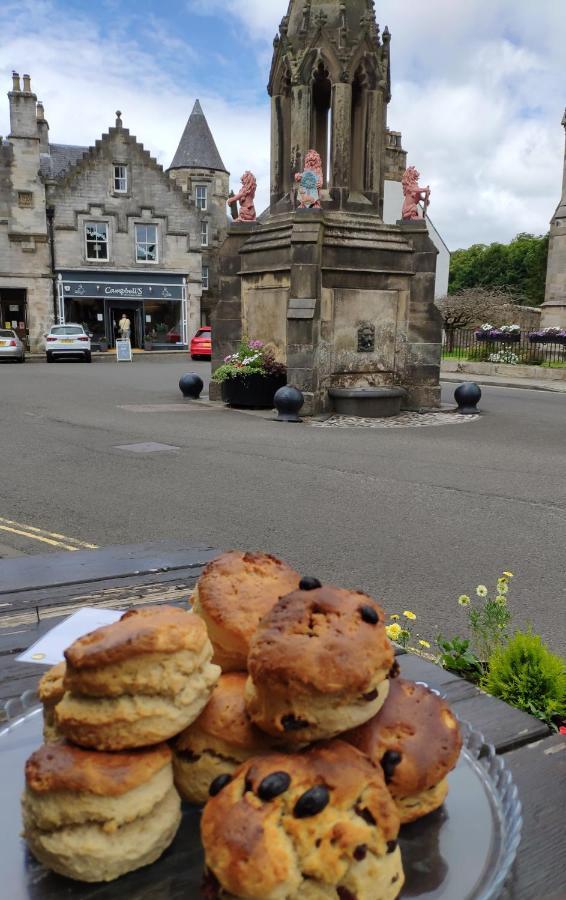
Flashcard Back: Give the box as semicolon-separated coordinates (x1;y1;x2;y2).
201;740;404;900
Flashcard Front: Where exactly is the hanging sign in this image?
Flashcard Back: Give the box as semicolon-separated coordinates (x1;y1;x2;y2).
116;339;132;362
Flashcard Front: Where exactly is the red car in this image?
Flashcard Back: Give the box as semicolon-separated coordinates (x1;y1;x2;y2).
190;326;212;360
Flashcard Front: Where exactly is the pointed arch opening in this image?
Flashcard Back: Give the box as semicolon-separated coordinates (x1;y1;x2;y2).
311;60;332;186
351;66;368;192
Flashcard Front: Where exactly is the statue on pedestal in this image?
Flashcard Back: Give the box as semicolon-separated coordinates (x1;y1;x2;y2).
295;149;324;209
401;166;431;220
227;171;257;222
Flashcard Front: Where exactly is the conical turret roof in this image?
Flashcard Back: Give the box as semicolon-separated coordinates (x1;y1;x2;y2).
168;100;228;173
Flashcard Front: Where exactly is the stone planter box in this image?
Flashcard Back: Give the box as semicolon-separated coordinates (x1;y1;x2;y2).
328;387;406;418
221;373;287;408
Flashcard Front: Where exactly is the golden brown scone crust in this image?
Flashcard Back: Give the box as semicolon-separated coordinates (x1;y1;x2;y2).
38;662;66;706
64;605;207;670
194;552;300;657
343;678;462;798
25;740;172;796
175;673;270;754
248;585;393;695
201;740;402;900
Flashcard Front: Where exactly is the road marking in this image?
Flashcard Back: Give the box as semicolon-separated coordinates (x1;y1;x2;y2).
0;517;98;552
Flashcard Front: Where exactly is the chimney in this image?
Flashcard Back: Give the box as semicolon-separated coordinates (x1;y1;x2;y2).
8;71;39;139
37;100;49;153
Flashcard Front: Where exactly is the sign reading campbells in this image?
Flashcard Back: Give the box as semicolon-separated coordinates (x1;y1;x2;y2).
60;274;184;301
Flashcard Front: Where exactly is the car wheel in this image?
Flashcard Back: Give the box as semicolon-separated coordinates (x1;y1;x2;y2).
84;351;92;363
46;352;53;363
190;354;197;360
18;355;25;363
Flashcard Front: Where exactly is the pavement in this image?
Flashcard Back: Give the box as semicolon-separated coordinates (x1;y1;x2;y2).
441;371;566;394
0;357;565;658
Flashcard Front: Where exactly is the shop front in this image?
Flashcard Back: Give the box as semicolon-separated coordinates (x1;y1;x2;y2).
0;288;27;345
57;272;188;349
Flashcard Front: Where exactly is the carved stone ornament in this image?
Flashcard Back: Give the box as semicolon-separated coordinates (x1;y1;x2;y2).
357;322;376;352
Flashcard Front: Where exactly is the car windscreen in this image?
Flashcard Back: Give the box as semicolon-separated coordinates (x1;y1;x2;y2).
0;330;15;338
195;330;211;338
51;326;83;335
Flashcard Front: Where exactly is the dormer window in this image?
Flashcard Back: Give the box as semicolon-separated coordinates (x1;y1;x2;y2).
113;165;128;193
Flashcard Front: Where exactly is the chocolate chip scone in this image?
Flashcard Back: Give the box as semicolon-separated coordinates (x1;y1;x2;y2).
200;739;404;900
245;583;394;743
343;678;462;823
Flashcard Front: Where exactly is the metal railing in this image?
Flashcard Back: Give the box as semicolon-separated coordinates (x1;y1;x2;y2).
443;329;566;366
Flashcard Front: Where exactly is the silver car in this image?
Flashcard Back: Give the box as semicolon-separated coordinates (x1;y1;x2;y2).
0;328;25;363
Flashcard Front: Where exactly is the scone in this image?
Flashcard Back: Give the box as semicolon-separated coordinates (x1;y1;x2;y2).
55;605;220;750
38;661;66;742
192;551;300;671
172;672;274;805
22;740;181;882
343;678;462;823
245;583;394;743
201;739;404;900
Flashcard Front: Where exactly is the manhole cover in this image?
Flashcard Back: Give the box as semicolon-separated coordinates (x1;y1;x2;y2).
114;442;180;453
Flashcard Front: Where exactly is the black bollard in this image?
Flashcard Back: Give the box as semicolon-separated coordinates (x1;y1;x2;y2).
454;382;481;415
179;373;204;400
274;385;304;422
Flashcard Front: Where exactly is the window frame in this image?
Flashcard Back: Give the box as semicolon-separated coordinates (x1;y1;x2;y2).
202;265;209;290
134;223;159;264
84;221;109;262
113;164;128;193
200;220;209;248
195;185;208;211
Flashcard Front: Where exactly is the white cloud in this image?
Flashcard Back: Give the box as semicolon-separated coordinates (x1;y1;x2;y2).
1;0;564;248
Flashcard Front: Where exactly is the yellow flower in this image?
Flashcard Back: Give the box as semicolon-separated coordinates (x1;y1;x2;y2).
403;610;416;620
502;571;514;578
419;640;431;648
476;585;488;598
497;581;509;595
458;594;471;606
495;594;507;606
386;623;402;640
389;614;400;621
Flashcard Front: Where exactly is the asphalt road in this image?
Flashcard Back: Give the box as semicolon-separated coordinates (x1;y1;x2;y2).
1;358;565;655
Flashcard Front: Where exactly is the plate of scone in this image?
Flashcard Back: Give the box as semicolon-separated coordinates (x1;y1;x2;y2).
1;550;521;899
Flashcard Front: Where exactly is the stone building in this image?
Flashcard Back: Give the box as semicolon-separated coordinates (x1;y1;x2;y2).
211;0;442;414
0;74;228;350
541;109;566;329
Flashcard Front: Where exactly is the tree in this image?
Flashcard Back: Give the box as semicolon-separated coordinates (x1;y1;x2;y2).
436;288;515;351
449;233;549;305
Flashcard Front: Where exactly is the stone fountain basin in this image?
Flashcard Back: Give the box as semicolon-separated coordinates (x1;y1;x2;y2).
328;387;406;418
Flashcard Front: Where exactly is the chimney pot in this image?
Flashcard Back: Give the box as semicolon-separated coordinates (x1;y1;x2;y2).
11;71;21;92
37;101;45;120
22;73;31;92
115;110;122;128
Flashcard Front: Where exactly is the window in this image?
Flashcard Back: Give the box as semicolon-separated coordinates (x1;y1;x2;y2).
135;224;158;262
196;185;207;210
51;326;84;335
113;165;128;192
85;222;109;260
18;191;33;208
201;221;209;247
202;265;209;290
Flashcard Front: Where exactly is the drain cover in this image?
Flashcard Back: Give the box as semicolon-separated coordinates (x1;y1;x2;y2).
115;442;180;453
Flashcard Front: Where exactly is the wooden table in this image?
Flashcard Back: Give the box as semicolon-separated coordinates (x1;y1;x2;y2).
1;545;564;899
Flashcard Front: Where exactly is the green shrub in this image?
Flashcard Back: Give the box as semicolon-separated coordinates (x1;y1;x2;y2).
483;630;566;728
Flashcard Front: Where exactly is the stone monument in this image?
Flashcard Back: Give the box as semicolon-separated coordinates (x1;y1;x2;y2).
541;110;566;330
211;0;441;414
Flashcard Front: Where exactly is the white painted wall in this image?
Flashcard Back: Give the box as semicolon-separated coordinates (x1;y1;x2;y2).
383;180;450;299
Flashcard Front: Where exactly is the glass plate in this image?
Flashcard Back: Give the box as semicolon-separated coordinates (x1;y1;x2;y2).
0;700;521;900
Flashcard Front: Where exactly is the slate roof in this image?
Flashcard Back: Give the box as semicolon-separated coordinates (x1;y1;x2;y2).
40;144;88;179
168;100;228;173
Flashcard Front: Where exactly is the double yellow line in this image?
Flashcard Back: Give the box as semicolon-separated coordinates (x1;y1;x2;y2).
0;517;98;552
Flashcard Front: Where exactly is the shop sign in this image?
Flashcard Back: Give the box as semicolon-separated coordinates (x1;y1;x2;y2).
62;278;183;301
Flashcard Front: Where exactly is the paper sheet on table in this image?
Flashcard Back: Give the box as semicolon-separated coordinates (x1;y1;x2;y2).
17;607;124;666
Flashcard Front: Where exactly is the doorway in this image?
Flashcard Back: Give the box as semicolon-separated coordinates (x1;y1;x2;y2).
108;303;143;348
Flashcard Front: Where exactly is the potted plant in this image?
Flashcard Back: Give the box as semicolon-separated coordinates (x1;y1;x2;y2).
528;327;566;345
475;323;520;343
212;337;286;408
144;330;156;351
98;335;109;352
154;323;168;344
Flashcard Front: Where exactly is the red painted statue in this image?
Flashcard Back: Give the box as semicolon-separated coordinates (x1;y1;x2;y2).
295;149;324;209
401;166;431;220
227;171;257;223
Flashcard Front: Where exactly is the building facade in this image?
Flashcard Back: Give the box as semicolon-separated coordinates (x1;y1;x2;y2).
541;109;566;329
0;74;228;350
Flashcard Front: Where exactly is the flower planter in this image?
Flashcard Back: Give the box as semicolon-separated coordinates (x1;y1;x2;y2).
221;373;286;408
475;331;520;343
528;333;566;345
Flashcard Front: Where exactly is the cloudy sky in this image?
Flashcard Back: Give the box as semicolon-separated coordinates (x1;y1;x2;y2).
1;0;564;250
